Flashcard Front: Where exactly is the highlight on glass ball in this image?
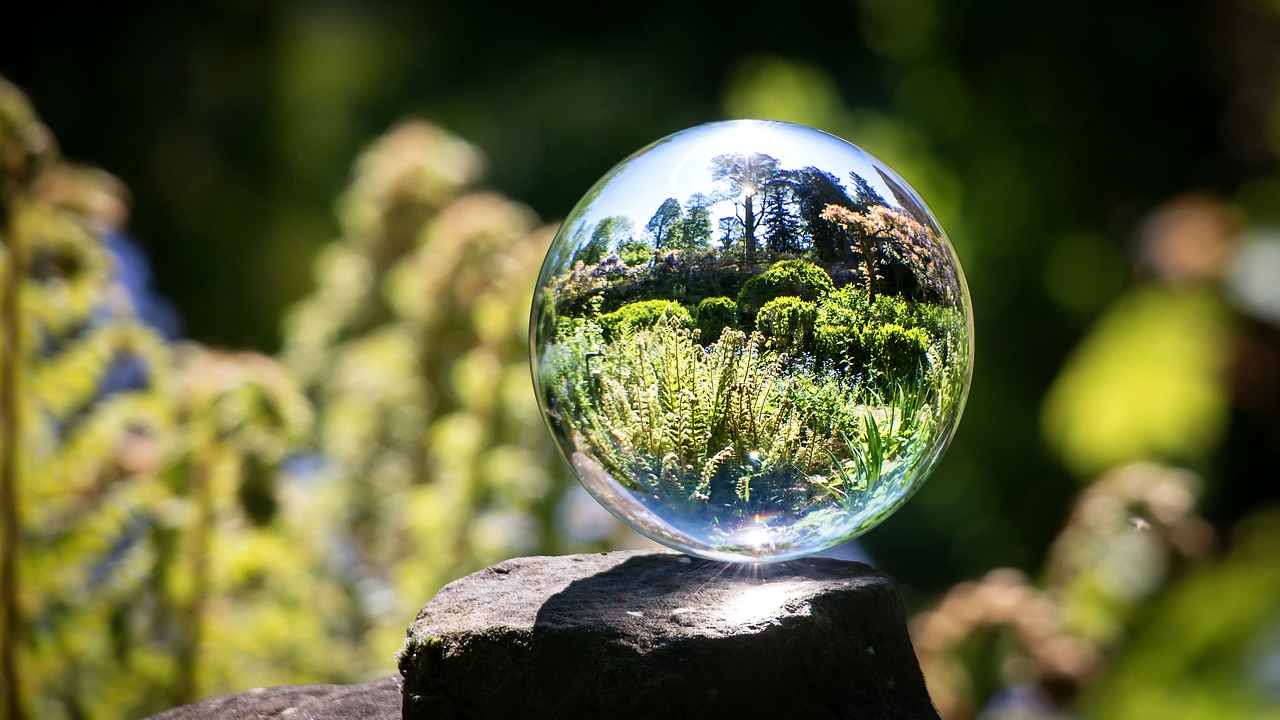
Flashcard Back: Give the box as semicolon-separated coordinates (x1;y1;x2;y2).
531;119;973;563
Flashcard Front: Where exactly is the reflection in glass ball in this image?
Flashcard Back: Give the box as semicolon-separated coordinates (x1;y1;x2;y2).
531;120;973;563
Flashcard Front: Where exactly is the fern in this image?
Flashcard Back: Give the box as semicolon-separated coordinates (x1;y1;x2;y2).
541;314;919;519
279;121;579;665
1;79;184;719
1;77;324;720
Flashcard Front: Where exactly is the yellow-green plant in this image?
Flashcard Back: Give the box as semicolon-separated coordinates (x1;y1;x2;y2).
755;295;817;353
541;315;891;511
162;346;326;698
280;121;579;661
0;77;331;720
0;86;596;717
597;299;692;340
692;296;737;343
735;258;834;317
0;78;181;720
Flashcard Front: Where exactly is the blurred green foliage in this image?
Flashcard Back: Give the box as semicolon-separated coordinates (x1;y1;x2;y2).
1;80;607;719
0;79;333;718
1083;510;1280;720
3;0;1280;718
1042;287;1232;477
278;121;582;660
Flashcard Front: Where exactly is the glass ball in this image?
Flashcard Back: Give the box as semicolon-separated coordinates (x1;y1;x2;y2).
531;120;972;563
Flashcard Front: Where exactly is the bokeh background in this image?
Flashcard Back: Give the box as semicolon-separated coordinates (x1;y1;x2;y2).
2;0;1279;718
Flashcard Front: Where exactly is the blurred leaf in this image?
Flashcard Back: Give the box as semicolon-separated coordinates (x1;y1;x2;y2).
1;77;342;720
857;0;940;62
1082;511;1280;720
1041;287;1232;477
2;77;183;720
280;119;599;666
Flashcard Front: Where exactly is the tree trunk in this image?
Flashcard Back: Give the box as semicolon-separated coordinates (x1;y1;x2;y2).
857;230;877;305
743;194;757;261
175;441;216;706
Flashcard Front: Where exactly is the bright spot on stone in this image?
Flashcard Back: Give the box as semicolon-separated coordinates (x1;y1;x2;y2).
723;583;796;625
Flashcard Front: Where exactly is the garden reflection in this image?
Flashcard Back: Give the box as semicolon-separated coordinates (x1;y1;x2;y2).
532;121;971;561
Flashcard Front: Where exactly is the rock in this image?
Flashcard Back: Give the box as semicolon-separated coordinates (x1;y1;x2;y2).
398;550;937;719
145;676;401;720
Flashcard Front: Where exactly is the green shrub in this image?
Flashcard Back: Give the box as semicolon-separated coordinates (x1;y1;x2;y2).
694;296;738;343
540;319;870;512
870;323;932;376
756;296;817;353
816;284;916;327
736;259;834;317
619;239;654;266
814;321;930;381
910;300;963;344
813;285;932;381
597;299;692;339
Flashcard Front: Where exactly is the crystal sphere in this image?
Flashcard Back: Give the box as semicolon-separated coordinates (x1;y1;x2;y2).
531;120;972;562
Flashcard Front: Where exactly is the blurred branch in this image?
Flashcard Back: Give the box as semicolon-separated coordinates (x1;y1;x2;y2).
911;461;1216;719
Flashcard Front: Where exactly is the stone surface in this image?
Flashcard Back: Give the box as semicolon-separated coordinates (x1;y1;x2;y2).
399;550;938;719
145;676;401;719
